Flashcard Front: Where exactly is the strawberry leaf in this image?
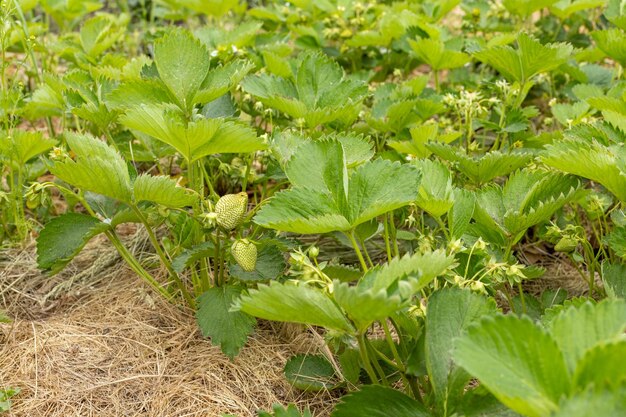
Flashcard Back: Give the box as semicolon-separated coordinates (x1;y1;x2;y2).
120;104;265;162
132;174;196;208
52;132;132;202
154;29;209;111
37;213;111;274
234;281;355;333
454;314;570;417
196;286;256;360
332;385;432;417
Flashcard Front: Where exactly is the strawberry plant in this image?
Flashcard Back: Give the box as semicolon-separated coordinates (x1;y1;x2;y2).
2;0;626;415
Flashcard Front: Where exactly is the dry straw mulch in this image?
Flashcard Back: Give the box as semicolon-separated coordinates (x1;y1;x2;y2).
0;234;338;417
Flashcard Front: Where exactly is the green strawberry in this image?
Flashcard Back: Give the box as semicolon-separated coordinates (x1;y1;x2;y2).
231;239;257;272
215;192;248;230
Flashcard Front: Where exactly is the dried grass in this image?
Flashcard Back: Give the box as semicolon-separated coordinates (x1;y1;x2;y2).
0;233;339;417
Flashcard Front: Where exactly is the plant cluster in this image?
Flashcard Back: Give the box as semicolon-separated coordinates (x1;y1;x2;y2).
1;0;626;415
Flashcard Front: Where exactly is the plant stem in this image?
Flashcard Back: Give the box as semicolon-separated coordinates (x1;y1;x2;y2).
106;230;173;301
130;205;194;307
364;336;389;385
347;230;369;272
383;214;393;262
359;235;375;268
357;333;379;385
389;213;400;257
434;216;450;240
517;281;526;314
11;0;55;138
381;320;417;397
214;229;223;287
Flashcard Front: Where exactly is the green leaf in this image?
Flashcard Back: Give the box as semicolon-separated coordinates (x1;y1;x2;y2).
409;38;470;71
573;340;626;390
331;385;432;417
503;0;559;16
0;310;12;323
541;138;626;202
592;29;626;67
427;143;533;185
473;170;580;243
79;14;126;58
333;282;403;332
0;130;56;167
154;29;210;110
258;404;313;417
106;79;172;109
132;174;196;208
606;0;626;30
332;251;453;332
242;53;367;127
602;261;626;299
0;387;20;413
551;101;591;126
457;389;523;417
285;139;348;199
553;388;626;417
346;159;421;227
454;314;570;417
52;132;132;202
547;299;626;373
256;140;420;234
550;0;605;19
37;213;110;274
473;33;572;83
390;123;459;158
603;226;626;258
284;354;339;391
194;60;254;105
426;288;497;414
172;241;215;273
414;159;454;218
234;281;355;333
296;52;343;107
120;104;265;162
253;187;351;234
196;286;256;360
448;188;476;239
360;250;455;295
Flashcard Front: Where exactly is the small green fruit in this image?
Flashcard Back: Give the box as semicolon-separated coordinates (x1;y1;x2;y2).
231;239;257;272
215;192;248;230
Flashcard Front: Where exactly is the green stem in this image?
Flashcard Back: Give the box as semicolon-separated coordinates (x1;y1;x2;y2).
130;205;194;308
359;235;375;268
383;215;393;262
241;152;253;192
11;0;55;138
106;231;172;301
347;230;369;272
503;283;516;313
364;336;389;385
434;216;450;240
381;320;418;398
389;213;400;257
358;333;379;385
517;281;526;314
214;229;223;287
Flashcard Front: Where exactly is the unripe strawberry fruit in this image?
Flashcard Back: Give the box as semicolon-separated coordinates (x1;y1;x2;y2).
215;192;248;230
231;239;257;272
